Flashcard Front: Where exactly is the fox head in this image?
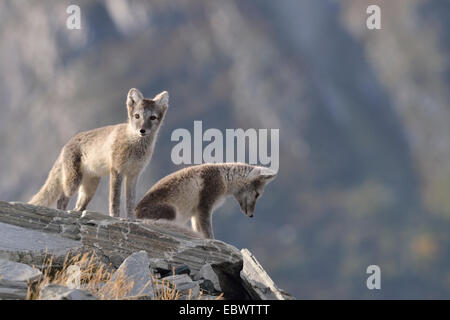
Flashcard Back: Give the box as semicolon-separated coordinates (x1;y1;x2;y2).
126;88;169;137
233;166;277;218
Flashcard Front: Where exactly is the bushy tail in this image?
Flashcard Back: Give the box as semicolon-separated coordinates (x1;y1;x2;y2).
29;156;63;207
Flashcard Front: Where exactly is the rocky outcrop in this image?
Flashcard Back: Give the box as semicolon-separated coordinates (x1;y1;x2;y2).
0;201;293;300
240;249;294;300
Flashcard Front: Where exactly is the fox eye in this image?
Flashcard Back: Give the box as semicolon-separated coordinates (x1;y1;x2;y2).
134;114;140;119
150;115;157;121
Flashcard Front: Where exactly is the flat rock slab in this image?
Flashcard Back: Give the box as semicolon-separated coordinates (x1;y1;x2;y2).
0;222;81;255
0;221;82;268
0;201;243;277
0;202;81;240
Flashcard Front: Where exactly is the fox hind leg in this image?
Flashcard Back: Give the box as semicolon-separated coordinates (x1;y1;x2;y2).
193;210;214;239
57;195;70;210
74;176;100;211
61;147;83;203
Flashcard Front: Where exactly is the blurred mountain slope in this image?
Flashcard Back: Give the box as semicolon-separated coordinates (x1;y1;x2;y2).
1;0;450;298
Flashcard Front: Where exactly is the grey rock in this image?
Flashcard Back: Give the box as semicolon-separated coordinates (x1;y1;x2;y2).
0;201;293;300
0;221;81;268
0;259;42;300
196;264;221;293
158;264;191;278
148;258;170;273
240;248;294;300
199;279;218;294
0;259;42;283
193;262;251;299
0;286;29;300
173;264;191;276
0;202;81;240
39;284;97;300
79;218;243;278
109;251;154;298
0;201;243;292
198;294;224;300
162;274;199;297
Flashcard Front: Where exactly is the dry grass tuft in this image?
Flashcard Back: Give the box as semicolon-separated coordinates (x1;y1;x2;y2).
27;251;130;300
152;274;181;300
26;251;223;300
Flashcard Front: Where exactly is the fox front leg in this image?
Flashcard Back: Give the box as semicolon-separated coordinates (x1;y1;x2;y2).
125;174;138;221
109;169;123;218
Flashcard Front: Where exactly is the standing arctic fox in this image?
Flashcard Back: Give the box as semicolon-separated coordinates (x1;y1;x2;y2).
135;163;277;238
29;88;169;220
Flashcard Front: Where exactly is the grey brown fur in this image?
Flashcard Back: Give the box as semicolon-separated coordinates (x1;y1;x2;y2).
29;88;169;220
135;163;277;238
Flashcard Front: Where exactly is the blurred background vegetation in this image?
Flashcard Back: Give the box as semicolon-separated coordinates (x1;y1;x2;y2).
1;0;450;298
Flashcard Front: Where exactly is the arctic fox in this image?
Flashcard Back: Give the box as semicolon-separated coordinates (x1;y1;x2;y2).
135;163;277;238
29;88;169;220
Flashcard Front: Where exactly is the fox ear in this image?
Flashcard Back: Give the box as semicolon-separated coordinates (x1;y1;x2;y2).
153;91;169;109
259;167;277;184
127;88;144;107
248;167;277;183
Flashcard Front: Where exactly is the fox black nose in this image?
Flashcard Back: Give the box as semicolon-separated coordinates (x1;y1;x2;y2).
140;129;146;134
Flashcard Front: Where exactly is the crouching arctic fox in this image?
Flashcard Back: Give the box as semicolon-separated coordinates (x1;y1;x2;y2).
29;88;169;220
135;163;277;239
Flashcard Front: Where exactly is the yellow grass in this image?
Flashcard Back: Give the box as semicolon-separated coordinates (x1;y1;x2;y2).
26;251;223;300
